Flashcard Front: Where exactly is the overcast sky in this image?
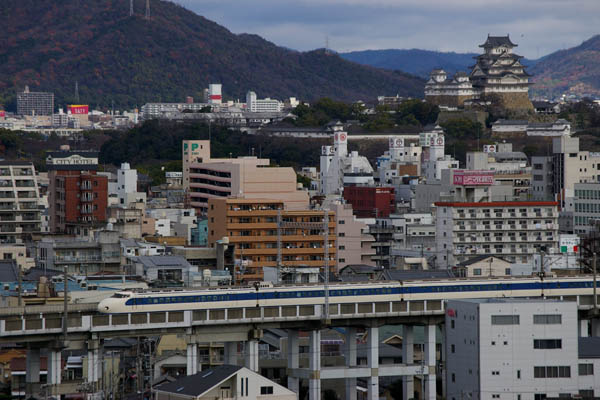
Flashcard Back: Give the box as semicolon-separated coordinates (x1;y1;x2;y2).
173;0;599;59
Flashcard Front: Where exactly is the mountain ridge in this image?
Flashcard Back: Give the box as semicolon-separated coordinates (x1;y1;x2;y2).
0;0;424;110
340;48;537;79
530;34;600;97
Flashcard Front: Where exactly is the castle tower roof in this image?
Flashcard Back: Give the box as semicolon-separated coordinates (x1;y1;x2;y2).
479;35;517;48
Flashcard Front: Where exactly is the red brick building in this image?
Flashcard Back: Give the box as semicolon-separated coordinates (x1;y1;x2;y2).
343;186;395;218
47;151;108;234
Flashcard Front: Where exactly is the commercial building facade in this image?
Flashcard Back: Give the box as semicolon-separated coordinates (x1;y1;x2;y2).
16;86;54;116
446;299;600;400
47;151;108;234
183;140;308;214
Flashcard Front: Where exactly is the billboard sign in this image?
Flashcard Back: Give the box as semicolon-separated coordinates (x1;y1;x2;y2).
0;110;4;118
483;144;497;153
559;235;579;253
68;105;89;115
452;170;494;186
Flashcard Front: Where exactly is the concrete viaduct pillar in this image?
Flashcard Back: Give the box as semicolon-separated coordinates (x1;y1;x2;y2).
344;327;357;400
224;342;238;365
25;346;41;397
367;327;379;400
287;330;300;395
186;341;198;375
244;340;260;372
424;324;436;400
87;339;101;386
308;329;321;400
402;325;414;400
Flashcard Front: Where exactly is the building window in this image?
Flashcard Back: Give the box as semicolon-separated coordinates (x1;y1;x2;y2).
473;268;482;276
533;314;562;324
517;370;521;379
579;363;594;376
505;268;511;275
451;344;455;353
534;339;562;349
534;366;571;378
451;320;455;329
339;220;345;224
339;245;345;250
260;386;274;395
491;315;520;325
534;395;547;400
492;371;500;375
339;232;345;237
451;373;455;383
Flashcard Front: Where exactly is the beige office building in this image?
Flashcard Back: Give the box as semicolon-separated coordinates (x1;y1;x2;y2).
183;140;308;214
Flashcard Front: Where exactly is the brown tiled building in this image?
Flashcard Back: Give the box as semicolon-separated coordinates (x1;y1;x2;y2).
207;198;335;282
47;150;108;234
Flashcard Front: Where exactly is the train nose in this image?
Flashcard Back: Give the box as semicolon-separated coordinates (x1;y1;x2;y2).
97;299;111;313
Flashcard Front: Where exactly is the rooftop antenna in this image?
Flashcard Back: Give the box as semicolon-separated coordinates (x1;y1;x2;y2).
145;0;150;20
130;0;134;16
325;35;330;55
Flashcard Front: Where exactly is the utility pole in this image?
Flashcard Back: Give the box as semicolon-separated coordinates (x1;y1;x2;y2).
145;0;150;20
276;209;282;284
129;0;134;16
324;210;330;323
594;253;598;313
17;263;22;307
63;266;68;341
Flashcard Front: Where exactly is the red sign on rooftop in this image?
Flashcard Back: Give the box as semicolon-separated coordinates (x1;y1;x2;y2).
452;170;494;186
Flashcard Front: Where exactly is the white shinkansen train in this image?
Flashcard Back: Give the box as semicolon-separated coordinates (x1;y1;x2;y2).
97;276;596;314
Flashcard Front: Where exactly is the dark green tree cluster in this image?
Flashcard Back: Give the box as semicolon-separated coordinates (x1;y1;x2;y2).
291;98;361;126
291;98;439;132
559;99;600;134
440;118;484;139
394;98;440;126
99;120;328;184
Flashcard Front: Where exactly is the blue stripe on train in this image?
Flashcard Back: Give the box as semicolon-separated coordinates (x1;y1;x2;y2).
124;280;593;306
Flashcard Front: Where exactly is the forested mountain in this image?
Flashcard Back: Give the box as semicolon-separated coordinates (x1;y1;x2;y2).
531;35;600;98
0;0;424;110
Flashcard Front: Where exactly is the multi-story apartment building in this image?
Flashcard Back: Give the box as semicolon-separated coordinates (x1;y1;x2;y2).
532;137;600;208
16;86;54;116
183;140;308;214
446;299;600;400
435;201;559;268
573;182;600;234
37;231;121;275
246;91;283;113
0;162;42;244
328;202;375;271
207;198;335;282
47;150;108;234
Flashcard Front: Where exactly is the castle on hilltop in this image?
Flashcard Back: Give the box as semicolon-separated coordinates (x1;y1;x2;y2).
425;35;533;110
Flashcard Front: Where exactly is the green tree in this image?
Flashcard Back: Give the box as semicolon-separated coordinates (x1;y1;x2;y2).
441;118;483;140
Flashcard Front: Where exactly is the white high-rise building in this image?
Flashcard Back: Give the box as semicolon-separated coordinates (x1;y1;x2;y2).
446;298;600;400
246;91;283;112
319;123;373;195
420;125;459;181
208;84;222;105
117;163;146;208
